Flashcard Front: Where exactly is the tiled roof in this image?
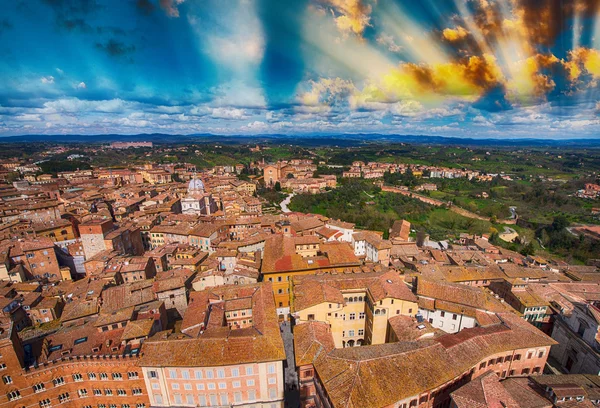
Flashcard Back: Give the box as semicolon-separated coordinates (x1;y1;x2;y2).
140;282;285;367
292;271;416;312
296;313;556;408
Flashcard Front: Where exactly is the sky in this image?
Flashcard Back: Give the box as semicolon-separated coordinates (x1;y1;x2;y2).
1;0;600;138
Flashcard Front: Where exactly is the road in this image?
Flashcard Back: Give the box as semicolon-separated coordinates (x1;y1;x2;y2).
280;193;295;213
281;322;299;408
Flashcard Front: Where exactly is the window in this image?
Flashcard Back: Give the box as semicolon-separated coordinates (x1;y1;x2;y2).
206;369;214;379
452;314;457;320
127;371;139;379
2;375;12;384
58;393;70;403
33;383;45;393
117;389;127;396
198;395;207;406
169;369;177;379
88;373;97;380
7;390;21;401
100;373;108;380
208;383;216;390
234;392;242;403
194;370;202;379
514;354;521;361
268;364;276;374
231;368;239;377
53;377;65;387
440;311;445;317
218;382;226;389
78;389;88;397
248;390;256;401
220;393;229;405
348;330;355;337
358;329;364;336
184;383;192;390
186;395;194;405
246;366;253;375
172;383;180;390
113;373;123;380
349;313;356;320
359;312;365;319
268;377;276;384
217;369;225;378
39;399;52;408
521;368;530;375
133;388;143;396
538;350;545;358
196;384;205;390
247;379;255;386
233;381;241;388
479;362;486;370
105;389;113;396
182;370;190;380
0;363;5;370
94;389;102;396
73;373;83;382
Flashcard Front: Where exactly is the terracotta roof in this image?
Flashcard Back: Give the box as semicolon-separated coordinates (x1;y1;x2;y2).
451;371;520;408
296;313;557;408
140;282;285;367
292;271;416;312
121;318;154;341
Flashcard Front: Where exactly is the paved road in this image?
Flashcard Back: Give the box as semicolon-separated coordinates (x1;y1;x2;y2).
280;193;295;213
281;322;299;408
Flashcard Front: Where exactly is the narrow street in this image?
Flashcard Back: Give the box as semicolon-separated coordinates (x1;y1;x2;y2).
281;321;300;408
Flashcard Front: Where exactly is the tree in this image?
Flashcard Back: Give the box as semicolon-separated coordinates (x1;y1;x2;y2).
416;230;426;247
274;181;281;191
551;215;569;233
520;242;535;256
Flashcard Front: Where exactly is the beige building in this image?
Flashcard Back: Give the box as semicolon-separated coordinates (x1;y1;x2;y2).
291;271;418;347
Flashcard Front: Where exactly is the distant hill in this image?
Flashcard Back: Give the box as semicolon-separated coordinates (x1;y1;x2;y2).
1;133;600;147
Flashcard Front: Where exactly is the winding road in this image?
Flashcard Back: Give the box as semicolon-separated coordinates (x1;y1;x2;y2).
280;193;295;213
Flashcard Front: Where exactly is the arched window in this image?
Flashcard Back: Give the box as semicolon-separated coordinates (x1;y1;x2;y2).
356;339;364;346
347;340;355;347
353;297;358;302
358;296;363;302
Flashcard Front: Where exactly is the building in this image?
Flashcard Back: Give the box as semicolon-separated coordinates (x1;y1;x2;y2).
416;278;516;333
295;312;556;408
181;177;219;215
80;219;144;260
261;235;361;319
291;271;418;347
551;302;600;375
139;282;286;407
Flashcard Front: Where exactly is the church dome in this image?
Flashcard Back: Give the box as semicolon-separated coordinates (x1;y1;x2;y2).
188;177;205;192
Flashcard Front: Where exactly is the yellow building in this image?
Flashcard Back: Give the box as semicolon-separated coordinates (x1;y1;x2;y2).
261;235;362;319
33;219;76;242
290;271;418;347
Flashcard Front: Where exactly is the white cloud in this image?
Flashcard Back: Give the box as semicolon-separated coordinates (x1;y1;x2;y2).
40;76;55;84
376;34;403;53
211;107;248;120
77;82;87;89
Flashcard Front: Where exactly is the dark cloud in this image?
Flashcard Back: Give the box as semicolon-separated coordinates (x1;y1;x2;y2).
95;39;136;58
40;0;102;14
0;19;13;34
136;0;155;15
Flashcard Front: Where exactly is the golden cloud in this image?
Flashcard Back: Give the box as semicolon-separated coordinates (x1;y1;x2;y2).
565;47;600;82
442;26;469;42
321;0;373;38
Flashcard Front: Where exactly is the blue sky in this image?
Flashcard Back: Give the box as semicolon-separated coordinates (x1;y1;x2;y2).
1;0;600;138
